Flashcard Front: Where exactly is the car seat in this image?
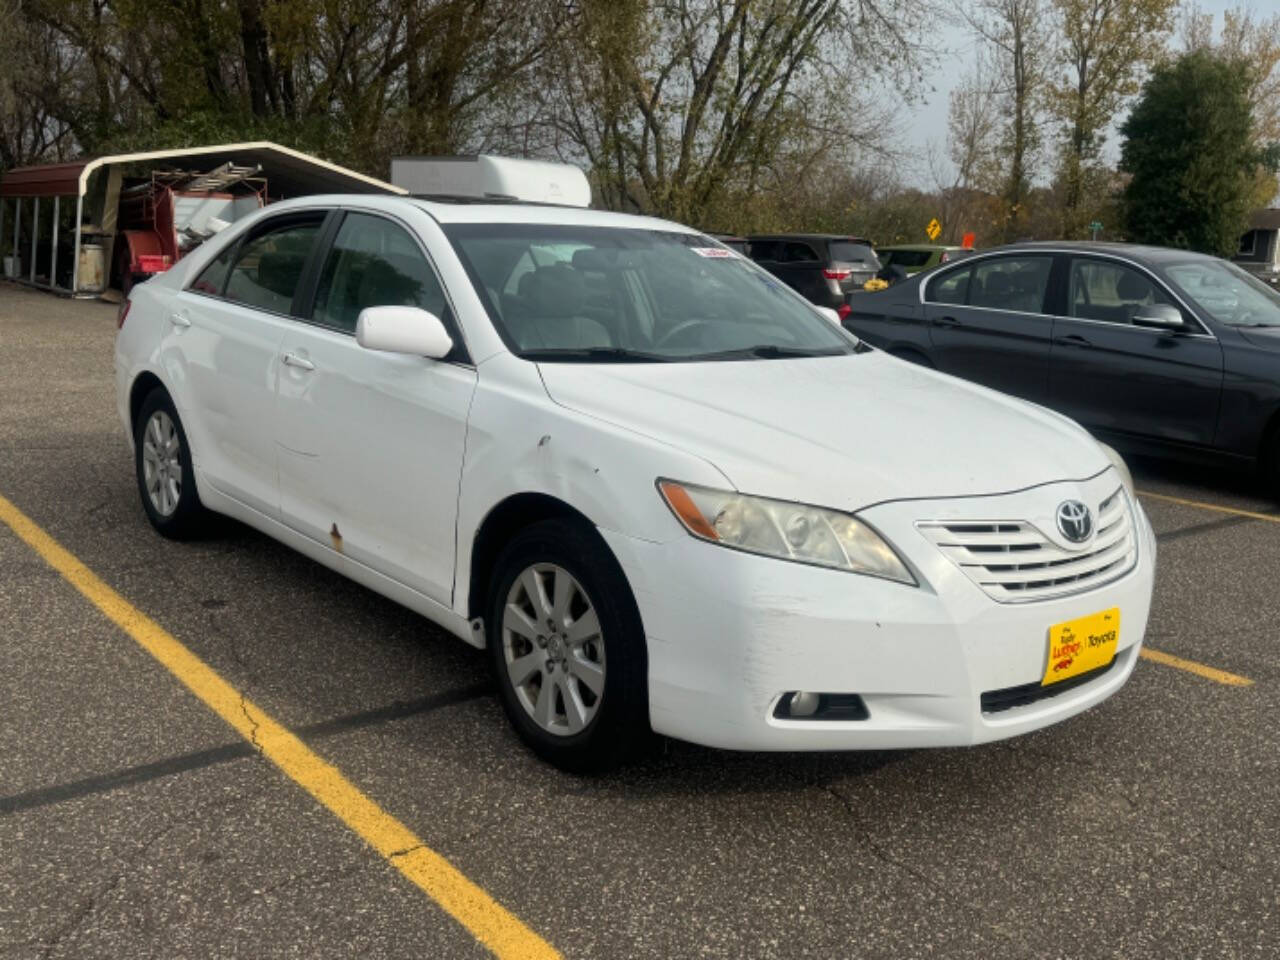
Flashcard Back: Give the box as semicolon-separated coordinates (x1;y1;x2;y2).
507;264;613;350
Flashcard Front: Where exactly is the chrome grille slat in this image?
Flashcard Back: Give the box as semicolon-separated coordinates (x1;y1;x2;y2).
917;487;1137;603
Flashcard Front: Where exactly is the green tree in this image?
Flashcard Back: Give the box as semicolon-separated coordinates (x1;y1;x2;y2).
1119;49;1276;255
1049;0;1177;239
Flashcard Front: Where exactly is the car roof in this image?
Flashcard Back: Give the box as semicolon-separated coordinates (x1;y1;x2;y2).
878;244;962;252
747;233;872;242
983;240;1218;266
251;193;701;234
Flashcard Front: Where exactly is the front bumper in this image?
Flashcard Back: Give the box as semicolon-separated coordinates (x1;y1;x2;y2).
601;475;1156;751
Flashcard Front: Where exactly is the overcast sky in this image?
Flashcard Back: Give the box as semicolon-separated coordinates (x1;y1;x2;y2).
897;0;1247;187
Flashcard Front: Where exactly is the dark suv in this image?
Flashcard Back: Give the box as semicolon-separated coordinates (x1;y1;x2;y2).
746;234;880;308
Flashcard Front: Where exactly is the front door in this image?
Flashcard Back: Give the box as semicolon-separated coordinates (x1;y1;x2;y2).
923;254;1057;402
273;210;476;605
1048;256;1224;446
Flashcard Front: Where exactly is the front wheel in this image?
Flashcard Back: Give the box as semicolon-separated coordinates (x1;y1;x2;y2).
487;519;649;772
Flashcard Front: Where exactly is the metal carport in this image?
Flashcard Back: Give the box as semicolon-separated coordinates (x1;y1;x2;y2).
0;141;403;297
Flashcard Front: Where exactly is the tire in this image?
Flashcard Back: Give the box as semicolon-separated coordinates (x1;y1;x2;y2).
487;518;650;772
134;387;210;539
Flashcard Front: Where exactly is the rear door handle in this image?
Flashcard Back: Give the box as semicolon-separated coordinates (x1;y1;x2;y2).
167;311;191;328
933;315;962;327
281;352;315;371
1054;334;1092;348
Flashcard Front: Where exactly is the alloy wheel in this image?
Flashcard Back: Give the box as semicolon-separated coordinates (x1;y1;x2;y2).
502;563;606;736
141;410;182;517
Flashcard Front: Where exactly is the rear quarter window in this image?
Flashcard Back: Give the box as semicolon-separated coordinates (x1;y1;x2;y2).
926;266;972;305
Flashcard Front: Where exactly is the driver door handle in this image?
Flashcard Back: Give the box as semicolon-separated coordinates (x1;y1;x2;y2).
1054;334;1092;348
281;352;315;371
167;311;191;328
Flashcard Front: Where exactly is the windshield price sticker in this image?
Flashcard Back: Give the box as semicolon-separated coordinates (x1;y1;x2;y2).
692;247;735;258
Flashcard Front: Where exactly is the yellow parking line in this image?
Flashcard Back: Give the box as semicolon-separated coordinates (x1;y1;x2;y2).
0;492;559;960
1137;490;1280;525
1140;647;1253;687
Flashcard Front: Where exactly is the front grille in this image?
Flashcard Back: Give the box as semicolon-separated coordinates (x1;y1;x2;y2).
981;656;1118;714
917;488;1137;603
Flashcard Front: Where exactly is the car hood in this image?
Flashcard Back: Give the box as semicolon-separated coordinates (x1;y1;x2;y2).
538;353;1107;512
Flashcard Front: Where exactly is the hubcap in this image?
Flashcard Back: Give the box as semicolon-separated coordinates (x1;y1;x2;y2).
502;563;605;737
141;411;182;517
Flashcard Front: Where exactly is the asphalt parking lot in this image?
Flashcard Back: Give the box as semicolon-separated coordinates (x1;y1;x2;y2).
1;283;1276;960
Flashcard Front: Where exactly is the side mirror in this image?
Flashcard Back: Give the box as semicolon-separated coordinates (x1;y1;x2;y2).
814;306;842;326
1131;303;1185;331
356;306;453;359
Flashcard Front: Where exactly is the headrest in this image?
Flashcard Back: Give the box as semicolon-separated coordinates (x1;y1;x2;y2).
524;263;584;317
984;272;1013;297
1116;271;1151;301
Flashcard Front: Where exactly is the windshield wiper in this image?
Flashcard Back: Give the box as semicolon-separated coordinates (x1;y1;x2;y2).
521;347;674;363
693;344;845;361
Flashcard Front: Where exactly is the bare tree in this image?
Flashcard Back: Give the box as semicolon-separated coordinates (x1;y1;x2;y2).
965;0;1051;241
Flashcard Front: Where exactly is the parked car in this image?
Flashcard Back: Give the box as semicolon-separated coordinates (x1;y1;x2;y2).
116;193;1154;771
842;241;1280;494
876;244;972;276
746;233;880;307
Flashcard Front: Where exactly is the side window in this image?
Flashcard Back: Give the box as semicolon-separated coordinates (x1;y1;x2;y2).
223;219;324;314
782;241;820;263
748;240;779;262
311;212;447;334
1068;258;1176;325
190;241;236;296
969;256;1053;313
927;265;973;305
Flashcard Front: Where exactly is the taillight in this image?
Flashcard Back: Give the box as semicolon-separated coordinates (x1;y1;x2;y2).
117;300;131;330
822;268;851;281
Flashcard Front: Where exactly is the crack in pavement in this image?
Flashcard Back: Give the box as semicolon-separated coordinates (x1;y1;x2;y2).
239;693;262;753
818;781;1038;959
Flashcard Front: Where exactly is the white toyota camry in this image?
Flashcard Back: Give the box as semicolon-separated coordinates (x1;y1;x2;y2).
115;185;1155;770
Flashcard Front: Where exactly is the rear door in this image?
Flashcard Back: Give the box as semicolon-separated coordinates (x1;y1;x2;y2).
1048;255;1224;445
164;211;327;517
923;253;1056;402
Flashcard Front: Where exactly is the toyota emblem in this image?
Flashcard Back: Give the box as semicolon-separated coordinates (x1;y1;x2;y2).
1056;500;1093;543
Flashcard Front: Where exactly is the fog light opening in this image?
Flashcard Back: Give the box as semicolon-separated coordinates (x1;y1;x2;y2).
774;691;870;721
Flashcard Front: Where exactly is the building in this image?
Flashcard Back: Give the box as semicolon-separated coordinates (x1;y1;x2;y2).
1235;208;1280;286
0;142;402;297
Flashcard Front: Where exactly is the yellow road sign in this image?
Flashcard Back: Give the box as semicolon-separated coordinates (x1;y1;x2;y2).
926;218;942;241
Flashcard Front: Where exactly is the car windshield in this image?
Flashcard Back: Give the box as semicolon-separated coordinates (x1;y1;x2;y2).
1165;259;1280;327
444;224;857;361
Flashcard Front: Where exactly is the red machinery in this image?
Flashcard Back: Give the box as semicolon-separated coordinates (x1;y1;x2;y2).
115;163;267;292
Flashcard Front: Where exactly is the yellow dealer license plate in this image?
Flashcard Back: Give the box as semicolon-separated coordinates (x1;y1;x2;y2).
1043;608;1120;686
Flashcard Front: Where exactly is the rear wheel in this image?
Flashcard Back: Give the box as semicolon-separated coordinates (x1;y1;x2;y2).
487;518;649;772
134;388;210;539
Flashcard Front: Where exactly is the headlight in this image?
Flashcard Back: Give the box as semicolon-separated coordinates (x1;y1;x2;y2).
657;480;916;585
1098;443;1133;497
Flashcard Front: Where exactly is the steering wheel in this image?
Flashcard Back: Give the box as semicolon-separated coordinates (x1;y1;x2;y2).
1235;309;1256;327
655;319;714;350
